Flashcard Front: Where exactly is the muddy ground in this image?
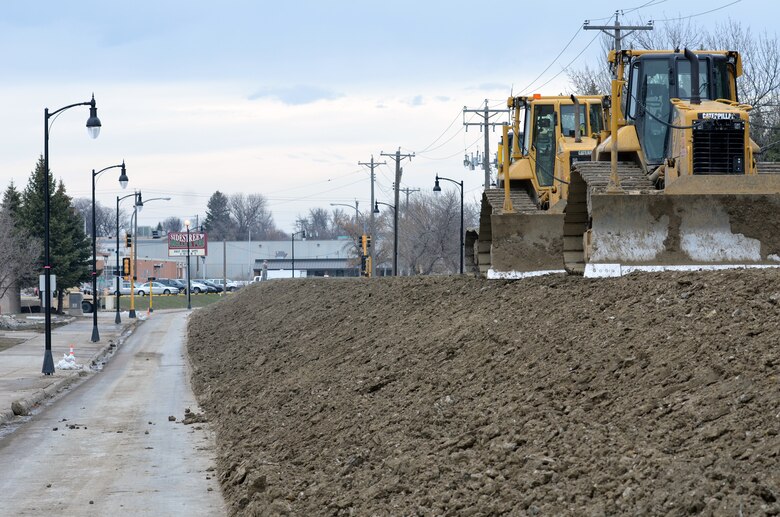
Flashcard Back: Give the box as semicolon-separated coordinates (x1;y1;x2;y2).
187;270;780;516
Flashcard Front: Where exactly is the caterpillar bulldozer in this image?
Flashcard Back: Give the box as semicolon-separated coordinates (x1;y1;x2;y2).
466;95;604;277
563;48;780;277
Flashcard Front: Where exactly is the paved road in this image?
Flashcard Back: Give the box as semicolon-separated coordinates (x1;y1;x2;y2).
0;311;225;515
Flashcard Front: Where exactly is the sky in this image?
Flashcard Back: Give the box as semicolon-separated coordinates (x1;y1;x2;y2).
0;0;773;233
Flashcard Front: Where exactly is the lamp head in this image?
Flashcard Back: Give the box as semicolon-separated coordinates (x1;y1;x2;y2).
433;175;442;194
86;94;101;139
118;161;129;189
374;201;380;214
184;219;191;229
135;191;143;212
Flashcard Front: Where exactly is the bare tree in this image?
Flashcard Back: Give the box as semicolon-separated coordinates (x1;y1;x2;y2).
230;193;277;240
0;207;42;311
370;192;478;275
72;198;118;237
161;216;184;233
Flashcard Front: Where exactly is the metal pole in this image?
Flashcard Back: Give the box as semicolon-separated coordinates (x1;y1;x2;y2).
186;224;192;310
291;233;295;277
369;157;376;277
42;108;54;375
483;99;490;189
393;150;400;276
91;169;99;341
129;205;136;319
115;196;121;323
460;180;464;275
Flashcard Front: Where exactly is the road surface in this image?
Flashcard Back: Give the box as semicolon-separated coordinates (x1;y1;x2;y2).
0;310;225;515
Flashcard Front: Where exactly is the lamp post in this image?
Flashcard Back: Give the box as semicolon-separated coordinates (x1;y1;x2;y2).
185;219;192;310
42;95;102;375
433;174;464;275
291;230;306;278
373;201;396;276
115;191;137;324
91;162;128;342
129;192;143;318
331;202;364;276
329;201;360;227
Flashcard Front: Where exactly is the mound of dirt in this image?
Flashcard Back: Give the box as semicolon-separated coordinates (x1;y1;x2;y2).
188;271;780;516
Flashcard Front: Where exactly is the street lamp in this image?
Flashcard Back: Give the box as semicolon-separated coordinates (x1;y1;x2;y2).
373;201;396;276
90;162;128;342
128;192;143;319
329;201;360;227
130;195;171;317
42;95;102;375
115;191;138;324
291;230;306;278
433;174;464;275
185;219;192;310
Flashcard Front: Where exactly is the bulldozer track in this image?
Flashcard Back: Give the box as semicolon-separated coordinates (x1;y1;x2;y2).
483;188;538;215
471;188;539;275
564;162;655;275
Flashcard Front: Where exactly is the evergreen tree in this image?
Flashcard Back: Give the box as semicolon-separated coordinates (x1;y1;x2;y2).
203;191;235;240
18;157;90;311
2;182;22;216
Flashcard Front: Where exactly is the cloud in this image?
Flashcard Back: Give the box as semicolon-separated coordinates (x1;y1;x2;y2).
404;95;425;107
465;83;511;92
248;85;344;105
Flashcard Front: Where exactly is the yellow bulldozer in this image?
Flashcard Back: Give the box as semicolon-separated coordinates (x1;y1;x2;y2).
466;94;604;277
563;48;780;276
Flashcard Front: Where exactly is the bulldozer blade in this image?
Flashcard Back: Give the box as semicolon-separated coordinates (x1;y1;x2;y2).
486;212;566;278
584;190;780;277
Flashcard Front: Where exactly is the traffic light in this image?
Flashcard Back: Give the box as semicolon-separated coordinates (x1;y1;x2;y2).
366;235;372;250
122;257;131;279
125;233;132;248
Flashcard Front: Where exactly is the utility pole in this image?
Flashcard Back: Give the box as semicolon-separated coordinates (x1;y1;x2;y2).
463;99;509;189
359;155;385;278
380;148;414;276
399;187;420;209
584;11;653;190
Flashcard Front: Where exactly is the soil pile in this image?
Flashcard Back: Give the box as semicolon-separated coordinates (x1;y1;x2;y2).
188;271;780;516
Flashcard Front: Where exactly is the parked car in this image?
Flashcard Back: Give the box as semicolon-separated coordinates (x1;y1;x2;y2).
188;280;210;294
157;278;187;293
136;281;179;296
112;281;132;296
208;278;240;292
200;279;223;293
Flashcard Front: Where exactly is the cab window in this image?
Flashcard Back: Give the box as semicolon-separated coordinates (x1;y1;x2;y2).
589;103;603;133
560;104;587;138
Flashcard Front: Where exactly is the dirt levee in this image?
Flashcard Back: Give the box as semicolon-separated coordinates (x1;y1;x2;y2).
188;272;780;516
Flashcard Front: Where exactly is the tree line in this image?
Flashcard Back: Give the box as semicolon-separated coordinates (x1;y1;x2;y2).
1;158;89;312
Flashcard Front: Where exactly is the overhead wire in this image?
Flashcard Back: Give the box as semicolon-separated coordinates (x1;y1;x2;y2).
653;0;742;22
518;25;584;94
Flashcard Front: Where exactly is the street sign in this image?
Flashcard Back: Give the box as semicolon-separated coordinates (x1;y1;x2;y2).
167;231;208;257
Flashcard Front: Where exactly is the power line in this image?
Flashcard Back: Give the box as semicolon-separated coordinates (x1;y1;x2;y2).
653;0;741;22
415;109;463;154
518;25;584;94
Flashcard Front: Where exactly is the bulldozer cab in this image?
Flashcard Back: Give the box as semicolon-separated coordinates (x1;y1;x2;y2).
623;51;739;167
502;96;603;197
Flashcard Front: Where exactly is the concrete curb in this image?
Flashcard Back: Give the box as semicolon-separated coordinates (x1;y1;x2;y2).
0;317;143;424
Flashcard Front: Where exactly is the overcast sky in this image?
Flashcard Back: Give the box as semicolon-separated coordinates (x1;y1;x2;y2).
0;0;772;233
